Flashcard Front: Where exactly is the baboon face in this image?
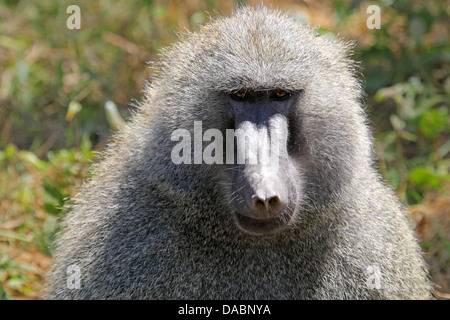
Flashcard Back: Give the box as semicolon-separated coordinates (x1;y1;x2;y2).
162;9;363;235
225;89;303;236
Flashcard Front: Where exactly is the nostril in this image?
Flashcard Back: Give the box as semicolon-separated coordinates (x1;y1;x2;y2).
253;198;267;210
251;195;282;218
268;196;280;206
268;196;281;214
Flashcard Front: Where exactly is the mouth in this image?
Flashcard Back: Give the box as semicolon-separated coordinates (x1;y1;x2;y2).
234;212;289;235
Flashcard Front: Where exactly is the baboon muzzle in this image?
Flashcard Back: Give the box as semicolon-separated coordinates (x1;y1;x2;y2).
230;100;294;234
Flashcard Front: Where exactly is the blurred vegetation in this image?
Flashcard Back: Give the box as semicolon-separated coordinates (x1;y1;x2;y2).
0;0;449;299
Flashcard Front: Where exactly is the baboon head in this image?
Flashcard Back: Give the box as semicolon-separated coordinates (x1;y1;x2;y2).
154;7;371;236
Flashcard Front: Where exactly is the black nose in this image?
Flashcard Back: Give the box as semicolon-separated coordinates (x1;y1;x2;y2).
251;194;282;219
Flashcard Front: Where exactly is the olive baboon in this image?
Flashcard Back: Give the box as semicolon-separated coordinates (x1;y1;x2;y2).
46;6;431;299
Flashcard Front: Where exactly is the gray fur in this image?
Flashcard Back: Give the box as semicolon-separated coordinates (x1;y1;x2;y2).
45;7;431;299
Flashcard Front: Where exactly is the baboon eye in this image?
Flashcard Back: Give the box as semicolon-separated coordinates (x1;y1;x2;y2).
231;89;251;101
270;89;290;100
